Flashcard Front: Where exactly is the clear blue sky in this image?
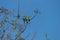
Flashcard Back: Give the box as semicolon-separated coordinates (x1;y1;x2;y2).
0;0;60;40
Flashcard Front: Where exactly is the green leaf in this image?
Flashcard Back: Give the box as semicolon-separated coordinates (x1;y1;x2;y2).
11;20;15;22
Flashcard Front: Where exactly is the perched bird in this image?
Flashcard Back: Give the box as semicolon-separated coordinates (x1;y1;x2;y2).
26;17;30;23
23;16;31;24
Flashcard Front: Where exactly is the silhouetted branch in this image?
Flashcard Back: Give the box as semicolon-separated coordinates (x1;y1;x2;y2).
0;0;39;40
46;33;49;40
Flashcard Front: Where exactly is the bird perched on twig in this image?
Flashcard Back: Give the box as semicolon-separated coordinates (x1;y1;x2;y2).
22;16;31;24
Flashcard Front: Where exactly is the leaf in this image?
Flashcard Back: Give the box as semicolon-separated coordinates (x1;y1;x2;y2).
34;9;40;14
11;20;15;22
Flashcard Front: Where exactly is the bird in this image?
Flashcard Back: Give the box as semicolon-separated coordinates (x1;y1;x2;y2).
25;17;31;23
22;16;31;24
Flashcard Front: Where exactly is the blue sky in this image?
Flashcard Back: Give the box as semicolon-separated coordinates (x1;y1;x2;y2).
0;0;60;40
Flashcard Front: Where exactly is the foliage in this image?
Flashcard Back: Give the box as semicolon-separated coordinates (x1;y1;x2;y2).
0;0;40;40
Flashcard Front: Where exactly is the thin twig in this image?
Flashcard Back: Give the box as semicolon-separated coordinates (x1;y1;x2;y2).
31;32;37;40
